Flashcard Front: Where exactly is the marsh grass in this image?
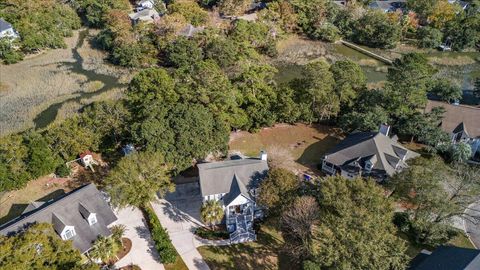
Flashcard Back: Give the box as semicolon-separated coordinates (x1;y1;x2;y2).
0;30;130;136
429;56;476;66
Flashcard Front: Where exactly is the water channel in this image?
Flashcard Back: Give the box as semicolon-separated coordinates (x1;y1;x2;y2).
33;30;125;129
275;43;480;105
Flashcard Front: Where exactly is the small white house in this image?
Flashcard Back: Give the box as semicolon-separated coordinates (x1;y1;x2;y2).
0;18;19;40
197;152;269;243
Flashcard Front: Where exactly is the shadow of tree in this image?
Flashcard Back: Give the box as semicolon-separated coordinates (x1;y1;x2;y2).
199;222;299;270
134;225;161;263
296;135;340;174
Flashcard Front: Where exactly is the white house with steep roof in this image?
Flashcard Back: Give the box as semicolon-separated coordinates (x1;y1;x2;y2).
197;152;268;243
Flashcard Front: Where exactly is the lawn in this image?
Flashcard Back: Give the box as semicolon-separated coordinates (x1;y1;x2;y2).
197;220;296;270
400;231;476;259
164;255;188;270
229;123;341;174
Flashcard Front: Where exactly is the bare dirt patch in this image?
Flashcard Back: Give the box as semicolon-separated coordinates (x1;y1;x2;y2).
229;123;341;175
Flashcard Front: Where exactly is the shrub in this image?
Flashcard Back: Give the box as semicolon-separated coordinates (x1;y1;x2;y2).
55;164;71;177
195;227;229;240
143;206;177;264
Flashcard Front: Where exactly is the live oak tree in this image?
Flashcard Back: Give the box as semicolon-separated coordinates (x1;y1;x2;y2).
257;168;300;215
0;223;98;270
305;176;408;270
389;157;480;246
133;103;230;172
105;151;175;208
295;60;338;121
200;200;225;229
330;60;366;106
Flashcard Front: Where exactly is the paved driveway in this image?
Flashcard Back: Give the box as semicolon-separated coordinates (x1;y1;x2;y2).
115;207;165;270
151;182;210;270
464;202;480;249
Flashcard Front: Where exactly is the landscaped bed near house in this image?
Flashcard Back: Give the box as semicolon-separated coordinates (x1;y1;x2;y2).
197;219;297;270
229;123;341;174
195;226;230;240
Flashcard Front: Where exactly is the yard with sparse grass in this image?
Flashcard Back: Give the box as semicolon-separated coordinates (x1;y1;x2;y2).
229;123;341;174
198;219;296;270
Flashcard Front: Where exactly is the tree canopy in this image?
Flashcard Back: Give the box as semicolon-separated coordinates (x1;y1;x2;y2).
0;223;98;270
105;151;175;208
304;176;408;270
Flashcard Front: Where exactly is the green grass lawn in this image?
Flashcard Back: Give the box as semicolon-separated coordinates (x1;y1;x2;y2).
164;255;188;270
400;231;476;259
198;220;297;270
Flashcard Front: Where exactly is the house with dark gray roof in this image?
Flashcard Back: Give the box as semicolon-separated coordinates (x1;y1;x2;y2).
409;246;480;270
0;18;19;39
0;183;117;254
321;126;419;181
425;100;480;163
197;152;268;243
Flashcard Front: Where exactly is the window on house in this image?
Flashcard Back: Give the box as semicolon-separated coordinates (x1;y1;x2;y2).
88;214;97;226
63;228;76;240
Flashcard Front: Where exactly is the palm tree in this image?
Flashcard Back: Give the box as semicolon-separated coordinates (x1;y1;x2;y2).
111;224;126;247
89;236;120;263
200;200;224;230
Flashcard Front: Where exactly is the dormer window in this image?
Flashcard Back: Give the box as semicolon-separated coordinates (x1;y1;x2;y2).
62;227;76;240
88;213;97;225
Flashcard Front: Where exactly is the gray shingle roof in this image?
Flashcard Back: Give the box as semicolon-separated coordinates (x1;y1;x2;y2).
425;100;480;138
410;246;480;270
324;132;419;177
0;184;117;253
0;18;13;32
198;158;268;200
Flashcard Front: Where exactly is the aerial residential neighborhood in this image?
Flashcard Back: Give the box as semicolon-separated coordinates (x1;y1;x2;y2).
0;0;479;270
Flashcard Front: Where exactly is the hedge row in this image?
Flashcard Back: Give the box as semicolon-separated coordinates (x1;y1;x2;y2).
142;206;177;264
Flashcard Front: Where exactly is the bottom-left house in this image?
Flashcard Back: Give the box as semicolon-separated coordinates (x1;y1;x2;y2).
0;183;117;254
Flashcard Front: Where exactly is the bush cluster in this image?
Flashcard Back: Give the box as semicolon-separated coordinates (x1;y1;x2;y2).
143;206;177;264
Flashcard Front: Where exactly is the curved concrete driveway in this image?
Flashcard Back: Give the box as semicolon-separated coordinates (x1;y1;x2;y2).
151;182;210;270
115;207;165;270
464;202;480;249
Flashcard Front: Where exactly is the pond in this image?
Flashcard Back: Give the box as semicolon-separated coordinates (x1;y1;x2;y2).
33;30;125;129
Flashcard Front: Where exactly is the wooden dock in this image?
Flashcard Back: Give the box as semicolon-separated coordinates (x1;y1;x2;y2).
340;40;393;65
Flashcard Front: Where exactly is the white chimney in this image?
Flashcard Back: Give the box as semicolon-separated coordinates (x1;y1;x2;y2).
379;123;391;137
260;150;267;161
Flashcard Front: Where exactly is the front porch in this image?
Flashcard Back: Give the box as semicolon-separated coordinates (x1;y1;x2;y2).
226;203;256;243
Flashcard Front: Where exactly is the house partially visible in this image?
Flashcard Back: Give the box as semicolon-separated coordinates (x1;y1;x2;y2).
177;24;205;38
369;0;406;13
129;8;160;24
425;100;480;163
137;0;155;10
409;246;480;270
0;184;117;254
321;125;419;181
0;18;19;40
197;152;269;243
